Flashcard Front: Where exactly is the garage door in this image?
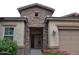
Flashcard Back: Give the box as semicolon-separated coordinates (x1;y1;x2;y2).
59;29;79;55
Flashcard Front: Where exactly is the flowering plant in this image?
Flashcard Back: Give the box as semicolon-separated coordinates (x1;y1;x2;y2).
43;48;70;55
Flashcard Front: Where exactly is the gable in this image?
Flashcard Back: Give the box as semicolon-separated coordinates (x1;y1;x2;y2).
17;3;55;14
17;3;55;27
19;7;53;27
19;7;54;17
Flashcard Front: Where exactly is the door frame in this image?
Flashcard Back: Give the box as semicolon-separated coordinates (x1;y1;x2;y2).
29;27;43;49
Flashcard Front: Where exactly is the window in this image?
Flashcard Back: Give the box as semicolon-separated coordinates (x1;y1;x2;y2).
4;27;14;40
35;12;38;16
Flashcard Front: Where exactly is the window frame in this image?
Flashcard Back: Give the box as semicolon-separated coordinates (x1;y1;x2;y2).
3;27;14;40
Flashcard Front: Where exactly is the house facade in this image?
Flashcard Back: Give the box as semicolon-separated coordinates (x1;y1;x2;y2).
17;3;55;54
0;3;79;55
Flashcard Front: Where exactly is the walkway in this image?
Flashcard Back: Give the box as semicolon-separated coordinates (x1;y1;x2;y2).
30;49;43;55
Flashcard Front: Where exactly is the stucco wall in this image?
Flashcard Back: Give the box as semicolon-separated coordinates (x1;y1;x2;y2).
48;20;79;48
0;21;25;46
48;21;79;27
48;22;59;48
20;7;53;27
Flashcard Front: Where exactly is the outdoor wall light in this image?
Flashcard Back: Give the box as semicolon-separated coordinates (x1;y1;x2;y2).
52;30;56;36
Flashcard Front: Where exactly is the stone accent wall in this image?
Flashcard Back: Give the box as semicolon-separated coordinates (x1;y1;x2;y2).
17;47;25;55
20;7;53;27
24;22;30;54
43;23;48;49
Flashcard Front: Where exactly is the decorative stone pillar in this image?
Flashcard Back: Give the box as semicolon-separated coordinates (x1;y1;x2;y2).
24;22;30;54
43;24;48;49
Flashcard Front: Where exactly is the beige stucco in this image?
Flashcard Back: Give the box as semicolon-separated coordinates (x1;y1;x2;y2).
0;21;25;46
48;20;79;47
48;21;79;27
48;23;59;48
48;20;79;54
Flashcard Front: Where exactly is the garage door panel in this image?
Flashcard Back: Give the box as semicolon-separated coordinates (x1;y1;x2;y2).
59;29;79;55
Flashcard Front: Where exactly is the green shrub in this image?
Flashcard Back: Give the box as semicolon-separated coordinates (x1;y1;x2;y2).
0;38;17;55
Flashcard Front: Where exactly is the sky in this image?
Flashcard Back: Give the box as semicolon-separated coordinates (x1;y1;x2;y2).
0;0;79;17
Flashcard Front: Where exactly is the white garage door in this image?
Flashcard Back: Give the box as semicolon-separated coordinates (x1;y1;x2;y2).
59;29;79;55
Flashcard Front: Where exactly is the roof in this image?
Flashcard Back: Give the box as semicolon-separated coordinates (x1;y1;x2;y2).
45;17;79;23
62;12;79;17
0;17;27;22
17;3;55;13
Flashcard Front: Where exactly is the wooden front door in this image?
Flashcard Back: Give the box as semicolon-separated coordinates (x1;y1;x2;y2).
30;27;43;49
34;34;42;48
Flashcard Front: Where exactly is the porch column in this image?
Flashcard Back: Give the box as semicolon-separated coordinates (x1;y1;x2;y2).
43;24;48;49
24;23;30;54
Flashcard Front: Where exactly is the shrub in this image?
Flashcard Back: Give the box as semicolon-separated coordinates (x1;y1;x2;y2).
0;38;17;55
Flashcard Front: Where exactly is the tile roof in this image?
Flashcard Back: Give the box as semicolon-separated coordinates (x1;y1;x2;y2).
62;12;79;17
17;3;55;13
0;17;27;22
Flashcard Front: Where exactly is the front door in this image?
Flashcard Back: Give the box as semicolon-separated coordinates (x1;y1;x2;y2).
30;28;43;49
34;34;42;48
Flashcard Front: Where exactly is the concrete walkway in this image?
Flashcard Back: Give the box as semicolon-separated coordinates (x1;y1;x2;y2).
30;49;43;55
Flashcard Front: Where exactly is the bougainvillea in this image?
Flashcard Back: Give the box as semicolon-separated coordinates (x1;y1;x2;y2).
43;48;70;55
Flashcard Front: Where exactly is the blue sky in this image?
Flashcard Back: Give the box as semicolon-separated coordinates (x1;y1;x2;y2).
0;0;79;17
